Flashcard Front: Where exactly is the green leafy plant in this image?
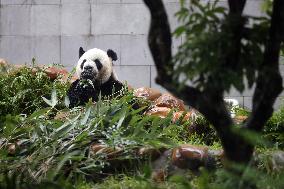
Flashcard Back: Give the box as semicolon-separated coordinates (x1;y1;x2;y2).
263;104;284;149
0;65;69;116
173;0;270;92
0;90;191;185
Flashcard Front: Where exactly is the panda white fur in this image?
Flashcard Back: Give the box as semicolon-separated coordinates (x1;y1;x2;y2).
67;47;124;108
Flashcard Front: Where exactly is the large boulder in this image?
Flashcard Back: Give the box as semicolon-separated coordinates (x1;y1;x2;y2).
144;106;171;118
172;110;198;123
134;87;162;101
42;66;78;83
44;66;69;80
171;144;221;170
150;144;224;181
154;93;185;111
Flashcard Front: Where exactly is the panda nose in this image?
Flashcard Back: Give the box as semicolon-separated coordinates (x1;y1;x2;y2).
84;66;93;71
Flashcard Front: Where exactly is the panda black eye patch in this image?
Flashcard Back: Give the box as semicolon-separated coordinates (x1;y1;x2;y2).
94;59;103;70
80;59;86;70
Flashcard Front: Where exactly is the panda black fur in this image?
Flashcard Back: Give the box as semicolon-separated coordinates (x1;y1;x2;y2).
67;47;124;108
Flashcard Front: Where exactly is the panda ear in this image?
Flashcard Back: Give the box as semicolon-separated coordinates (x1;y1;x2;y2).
107;49;118;61
79;47;85;58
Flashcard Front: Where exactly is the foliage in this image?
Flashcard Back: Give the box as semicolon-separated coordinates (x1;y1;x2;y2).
0;63;69;116
263;104;284;149
208;163;284;189
0;90;194;185
0;66;282;188
173;0;270;93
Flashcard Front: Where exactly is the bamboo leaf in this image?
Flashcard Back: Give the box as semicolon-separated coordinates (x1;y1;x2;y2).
42;96;53;107
28;107;51;120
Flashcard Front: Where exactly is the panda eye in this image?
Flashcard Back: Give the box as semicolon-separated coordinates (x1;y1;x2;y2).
80;59;86;70
94;59;103;70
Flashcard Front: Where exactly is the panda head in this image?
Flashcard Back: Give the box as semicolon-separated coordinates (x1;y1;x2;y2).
76;47;118;84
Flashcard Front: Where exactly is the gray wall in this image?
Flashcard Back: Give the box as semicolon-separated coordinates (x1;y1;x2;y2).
0;0;283;109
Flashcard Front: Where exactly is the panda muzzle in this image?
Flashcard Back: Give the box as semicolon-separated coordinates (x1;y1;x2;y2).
81;68;97;80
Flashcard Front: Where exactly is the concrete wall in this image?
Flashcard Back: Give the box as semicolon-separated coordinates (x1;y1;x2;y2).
0;0;283;109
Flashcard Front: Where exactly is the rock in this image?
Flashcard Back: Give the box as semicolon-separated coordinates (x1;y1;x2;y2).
267;151;284;172
171;144;217;171
145;107;198;123
151;150;172;182
134;87;162;101
44;66;69;81
138;147;165;160
0;59;9;72
0;58;8;67
154;93;185;111
32;66;77;83
150;145;223;180
7;143;16;155
7;141;22;155
91;144;106;153
208;149;224;160
233;115;248;124
90;144;123;159
172;110;196;123
145;106;171;118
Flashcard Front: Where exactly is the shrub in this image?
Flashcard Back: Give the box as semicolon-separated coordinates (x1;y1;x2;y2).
263;105;284;149
0;65;69;116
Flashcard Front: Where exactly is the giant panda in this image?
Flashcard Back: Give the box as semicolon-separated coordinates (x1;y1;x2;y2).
67;47;124;108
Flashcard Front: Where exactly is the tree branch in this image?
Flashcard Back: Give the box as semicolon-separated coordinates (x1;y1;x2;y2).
224;0;246;71
246;0;284;131
228;0;246;14
143;0;172;84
